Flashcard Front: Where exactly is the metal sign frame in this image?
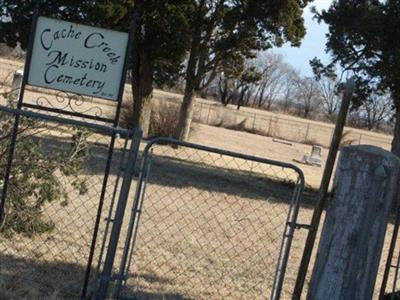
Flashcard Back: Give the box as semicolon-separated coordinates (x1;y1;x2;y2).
18;13;132;125
28;16;129;102
0;2;138;299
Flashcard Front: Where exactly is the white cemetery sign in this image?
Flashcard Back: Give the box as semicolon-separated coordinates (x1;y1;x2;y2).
28;17;128;101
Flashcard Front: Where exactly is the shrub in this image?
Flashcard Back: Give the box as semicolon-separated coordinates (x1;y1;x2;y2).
149;103;180;138
213;118;270;137
120;100;180;137
340;130;358;148
302;138;322;147
119;100;135;130
0;93;89;236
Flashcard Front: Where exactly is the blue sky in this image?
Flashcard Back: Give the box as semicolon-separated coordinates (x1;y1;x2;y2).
274;0;333;76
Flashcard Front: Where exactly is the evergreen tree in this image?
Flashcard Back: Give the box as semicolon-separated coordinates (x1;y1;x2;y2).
173;0;313;141
0;0;192;134
311;0;400;156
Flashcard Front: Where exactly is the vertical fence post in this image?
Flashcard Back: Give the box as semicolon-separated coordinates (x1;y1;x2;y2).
206;104;211;125
359;133;363;145
252;113;257;131
199;102;203;123
305;124;310;142
268;116;273;137
95;128;142;300
294;78;355;299
307;145;400;300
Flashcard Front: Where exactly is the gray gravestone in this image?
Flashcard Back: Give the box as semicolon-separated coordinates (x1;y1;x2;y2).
307;145;400;300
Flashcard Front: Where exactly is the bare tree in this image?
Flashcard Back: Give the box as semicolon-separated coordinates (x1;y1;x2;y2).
359;94;394;130
279;85;295;112
255;52;291;110
214;59;262;109
317;76;341;122
292;75;321;118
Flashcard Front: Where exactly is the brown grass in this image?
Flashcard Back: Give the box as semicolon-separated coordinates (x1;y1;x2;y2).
0;121;396;300
0;125;311;299
340;130;358;148
149;103;180;138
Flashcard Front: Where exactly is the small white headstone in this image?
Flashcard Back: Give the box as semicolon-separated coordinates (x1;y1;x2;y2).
308;145;322;166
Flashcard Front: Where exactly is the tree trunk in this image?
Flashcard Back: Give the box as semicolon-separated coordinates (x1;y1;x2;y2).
221;93;228;105
303;108;309;118
174;25;201;141
258;84;266;108
244;88;252;106
392;106;400;158
236;87;248;110
131;49;153;137
174;58;198;140
266;98;273;111
174;82;196;141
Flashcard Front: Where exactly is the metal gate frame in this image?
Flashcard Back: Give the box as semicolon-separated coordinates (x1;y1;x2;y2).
103;137;307;300
380;201;400;299
0;105;141;298
0;3;136;296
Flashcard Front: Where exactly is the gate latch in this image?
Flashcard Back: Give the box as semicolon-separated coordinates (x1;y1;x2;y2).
287;221;312;230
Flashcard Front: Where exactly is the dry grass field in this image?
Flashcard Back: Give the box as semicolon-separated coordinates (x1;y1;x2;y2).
0;57;398;299
0;123;396;299
0;126;126;299
0;121;310;299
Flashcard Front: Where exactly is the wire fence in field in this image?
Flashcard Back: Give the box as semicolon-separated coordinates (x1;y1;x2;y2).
192;101;393;151
1;58;394;151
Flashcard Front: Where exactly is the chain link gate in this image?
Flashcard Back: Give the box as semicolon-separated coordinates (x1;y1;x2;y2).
0;104;140;299
101;137;307;300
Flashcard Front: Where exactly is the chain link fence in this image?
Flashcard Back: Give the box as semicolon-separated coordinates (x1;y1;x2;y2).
0;111;131;299
112;139;308;300
378;207;400;299
192;101;393;150
1;58;393;151
0;75;133;298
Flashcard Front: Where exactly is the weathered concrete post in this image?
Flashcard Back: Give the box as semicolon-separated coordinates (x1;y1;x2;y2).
307;145;400;300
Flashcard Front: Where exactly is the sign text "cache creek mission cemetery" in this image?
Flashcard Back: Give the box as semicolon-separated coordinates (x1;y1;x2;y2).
28;17;128;101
